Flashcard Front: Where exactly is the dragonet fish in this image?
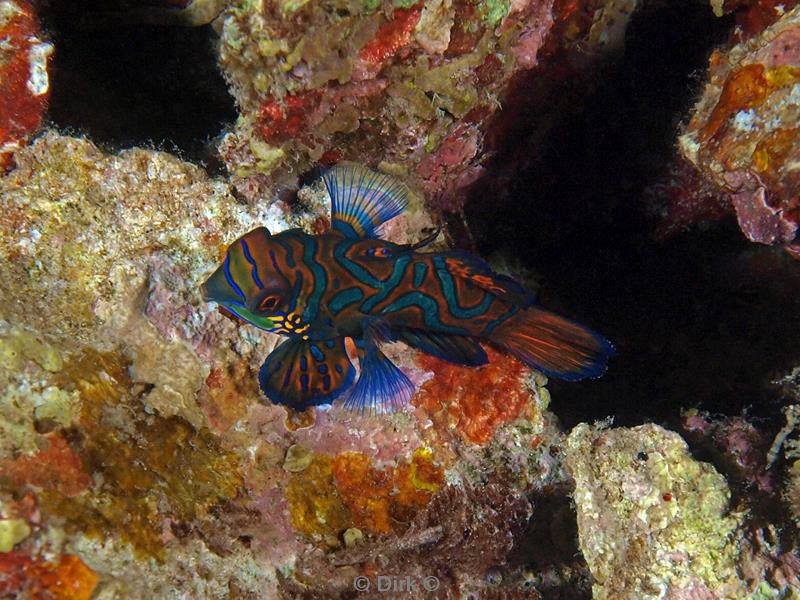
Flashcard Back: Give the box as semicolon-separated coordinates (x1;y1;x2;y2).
202;165;614;414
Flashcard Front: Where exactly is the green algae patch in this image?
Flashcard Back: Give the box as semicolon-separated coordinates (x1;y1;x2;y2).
42;350;243;561
482;0;510;28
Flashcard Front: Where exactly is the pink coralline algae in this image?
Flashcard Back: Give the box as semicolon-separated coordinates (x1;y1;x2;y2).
679;5;800;250
682;410;777;494
0;0;52;171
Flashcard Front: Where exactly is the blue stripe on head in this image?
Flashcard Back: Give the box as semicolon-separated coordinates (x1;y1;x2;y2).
224;254;246;302
269;250;287;279
240;239;264;289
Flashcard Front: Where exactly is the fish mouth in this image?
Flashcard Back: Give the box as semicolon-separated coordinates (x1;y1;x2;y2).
201;265;235;305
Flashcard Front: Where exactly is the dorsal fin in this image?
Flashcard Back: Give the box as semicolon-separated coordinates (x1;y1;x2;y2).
322;164;409;239
439;251;535;307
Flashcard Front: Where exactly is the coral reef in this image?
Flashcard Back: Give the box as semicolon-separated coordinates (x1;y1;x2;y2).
216;0;558;204
568;421;800;598
679;5;800;249
282;481;532;598
0;132;561;596
286;447;443;542
0;132;300;594
0;553;97;600
682;409;778;494
4;1;799;596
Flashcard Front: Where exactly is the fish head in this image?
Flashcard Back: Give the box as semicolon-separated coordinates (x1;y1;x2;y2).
202;227;292;331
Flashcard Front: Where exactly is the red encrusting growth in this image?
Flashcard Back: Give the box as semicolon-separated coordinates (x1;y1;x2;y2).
330;449;445;534
413;345;531;445
358;4;423;65
0;553;98;600
0;0;52;171
258;90;322;143
332;452;393;533
354;4;423;79
0;433;91;497
731;0;800;39
318;149;342;166
444;0;483;58
288;448;443;538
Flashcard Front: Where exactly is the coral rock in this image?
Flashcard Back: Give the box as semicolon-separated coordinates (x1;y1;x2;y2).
288;448;443;541
566;423;747;599
679;6;800;248
217;0;557;204
409;482;531;572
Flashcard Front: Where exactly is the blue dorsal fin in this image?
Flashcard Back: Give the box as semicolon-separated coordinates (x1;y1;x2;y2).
322;164;409;240
259;337;355;411
396;329;489;366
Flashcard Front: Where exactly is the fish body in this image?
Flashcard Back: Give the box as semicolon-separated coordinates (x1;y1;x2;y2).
202;165;614;414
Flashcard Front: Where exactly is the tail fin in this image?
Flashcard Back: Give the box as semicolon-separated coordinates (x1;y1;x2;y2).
491;307;614;380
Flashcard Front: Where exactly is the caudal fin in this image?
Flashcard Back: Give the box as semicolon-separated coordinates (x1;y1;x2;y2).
491;307;614;380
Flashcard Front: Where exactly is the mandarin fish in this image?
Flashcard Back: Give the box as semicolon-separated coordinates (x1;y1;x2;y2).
202;165;614;414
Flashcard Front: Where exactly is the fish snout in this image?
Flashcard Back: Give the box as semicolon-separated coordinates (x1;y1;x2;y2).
201;265;232;304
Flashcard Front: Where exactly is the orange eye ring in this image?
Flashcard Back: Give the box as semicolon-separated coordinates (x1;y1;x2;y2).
259;295;279;311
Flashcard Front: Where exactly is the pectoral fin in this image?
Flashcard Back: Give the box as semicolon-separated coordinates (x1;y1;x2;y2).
343;344;414;415
259;337;355;411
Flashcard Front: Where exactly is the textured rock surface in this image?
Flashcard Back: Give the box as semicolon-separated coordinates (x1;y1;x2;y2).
215;0;559;205
567;422;800;599
679;5;800;248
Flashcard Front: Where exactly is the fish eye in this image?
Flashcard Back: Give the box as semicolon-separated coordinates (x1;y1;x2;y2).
258;295;280;312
